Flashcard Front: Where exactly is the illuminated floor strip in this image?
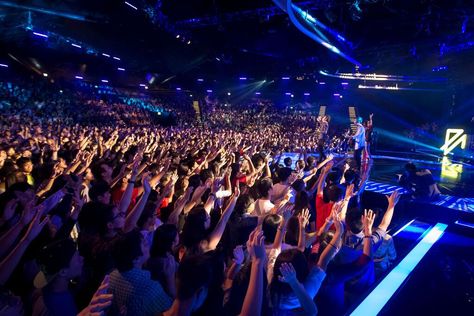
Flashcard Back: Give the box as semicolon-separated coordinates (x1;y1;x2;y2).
391;219;416;236
350;223;448;316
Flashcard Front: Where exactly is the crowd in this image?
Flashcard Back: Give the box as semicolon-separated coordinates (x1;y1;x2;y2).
0;79;402;316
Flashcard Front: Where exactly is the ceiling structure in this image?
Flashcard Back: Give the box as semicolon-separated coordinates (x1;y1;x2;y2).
0;0;474;92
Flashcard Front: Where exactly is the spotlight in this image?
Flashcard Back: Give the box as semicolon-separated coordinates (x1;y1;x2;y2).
197;78;204;82
33;32;48;38
187;40;191;45
239;77;247;80
281;76;290;80
124;1;138;10
176;87;182;91
113;56;121;61
71;43;81;48
0;63;8;68
101;79;109;83
102;53;111;58
255;92;261;95
42;73;48;77
206;89;213;93
117;67;125;71
227;92;231;96
75;75;83;79
304;92;310;96
176;35;180;39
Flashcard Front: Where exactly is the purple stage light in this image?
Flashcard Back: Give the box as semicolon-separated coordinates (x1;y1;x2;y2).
71;43;82;48
304;92;310;96
239;77;247;80
33;32;48;38
113;56;121;61
285;92;292;95
117;67;125;71
319;82;326;85
139;84;147;87
197;78;204;82
206;89;213;93
281;76;290;80
102;53;110;58
0;63;8;68
341;82;349;85
101;79;109;83
333;93;340;97
75;75;83;79
124;1;138;10
255;92;261;95
176;87;182;91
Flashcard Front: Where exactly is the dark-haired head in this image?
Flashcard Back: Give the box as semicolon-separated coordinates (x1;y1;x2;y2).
112;230;147;272
150;224;178;257
180;207;210;251
323;184;343;203
262;214;282;244
270;249;309;304
345;206;363;234
175;255;212;310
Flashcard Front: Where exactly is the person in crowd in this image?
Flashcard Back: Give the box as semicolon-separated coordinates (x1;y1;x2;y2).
352;116;366;171
399;162;441;200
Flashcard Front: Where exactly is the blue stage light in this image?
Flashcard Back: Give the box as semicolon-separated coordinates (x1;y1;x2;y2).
101;79;109;83
285;92;292;95
176;87;182;91
102;53;110;58
117;67;125;71
71;43;82;48
75;75;83;79
304;92;310;96
0;63;8;68
206;89;213;93
281;76;290;80
239;77;247;80
197;78;204;82
255;92;261;95
350;223;448;316
113;56;121;61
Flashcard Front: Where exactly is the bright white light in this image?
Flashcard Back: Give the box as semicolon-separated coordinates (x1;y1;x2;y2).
176;87;182;91
187;40;191;45
197;78;204;82
124;1;138;10
319;82;326;85
227;92;231;96
176;35;180;39
117;67;125;71
285;92;292;95
0;63;8;68
281;76;290;80
206;89;213;93
101;79;109;83
102;53;110;58
239;77;247;80
350;223;447;316
113;56;121;61
139;84;147;87
43;73;48;77
144;86;148;90
255;92;261;95
33;32;48;38
75;75;83;79
304;93;310;96
71;43;82;48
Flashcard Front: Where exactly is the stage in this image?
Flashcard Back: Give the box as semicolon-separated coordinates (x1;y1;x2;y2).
279;150;474;212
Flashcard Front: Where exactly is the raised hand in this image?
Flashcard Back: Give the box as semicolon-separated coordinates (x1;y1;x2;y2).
298;208;310;229
278;263;298;284
344;183;355;201
281;204;295;222
362;209;375;237
386;190;400;207
248;229;266;261
233;245;245;265
141;172;151;193
80;275;113;316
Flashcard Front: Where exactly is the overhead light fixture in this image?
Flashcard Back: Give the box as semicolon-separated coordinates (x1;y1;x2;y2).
176;87;182;91
197;78;204;82
42;73;48;77
124;1;138;10
71;43;82;48
113;56;121;61
206;89;213;93
33;32;48;38
187;40;191;45
102;53;110;58
139;84;147;87
319;82;326;85
101;79;109;83
0;63;8;68
304;92;310;96
117;67;125;71
255;92;261;95
176;35;180;39
239;77;247;80
75;75;83;79
281;76;290;80
227;92;231;96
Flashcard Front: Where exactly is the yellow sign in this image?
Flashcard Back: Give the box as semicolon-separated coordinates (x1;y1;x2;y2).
440;129;467;155
441;156;463;179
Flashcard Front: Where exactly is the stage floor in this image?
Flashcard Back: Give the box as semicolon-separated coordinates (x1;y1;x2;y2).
279;151;474;212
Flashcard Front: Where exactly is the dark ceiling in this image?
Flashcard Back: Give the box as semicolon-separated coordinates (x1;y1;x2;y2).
1;0;474;90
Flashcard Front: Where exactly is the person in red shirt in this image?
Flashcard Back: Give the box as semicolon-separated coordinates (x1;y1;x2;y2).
314;160;343;230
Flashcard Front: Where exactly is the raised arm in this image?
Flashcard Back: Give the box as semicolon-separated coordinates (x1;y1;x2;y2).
272;204;294;250
124;173;151;233
207;187;240;251
278;263;317;316
317;213;344;271
362;209;376;258
378;190;400;231
297;209;310;252
239;230;266;316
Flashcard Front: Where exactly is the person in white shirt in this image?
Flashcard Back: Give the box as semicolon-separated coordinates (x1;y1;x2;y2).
352;117;366;170
253;178;275;216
